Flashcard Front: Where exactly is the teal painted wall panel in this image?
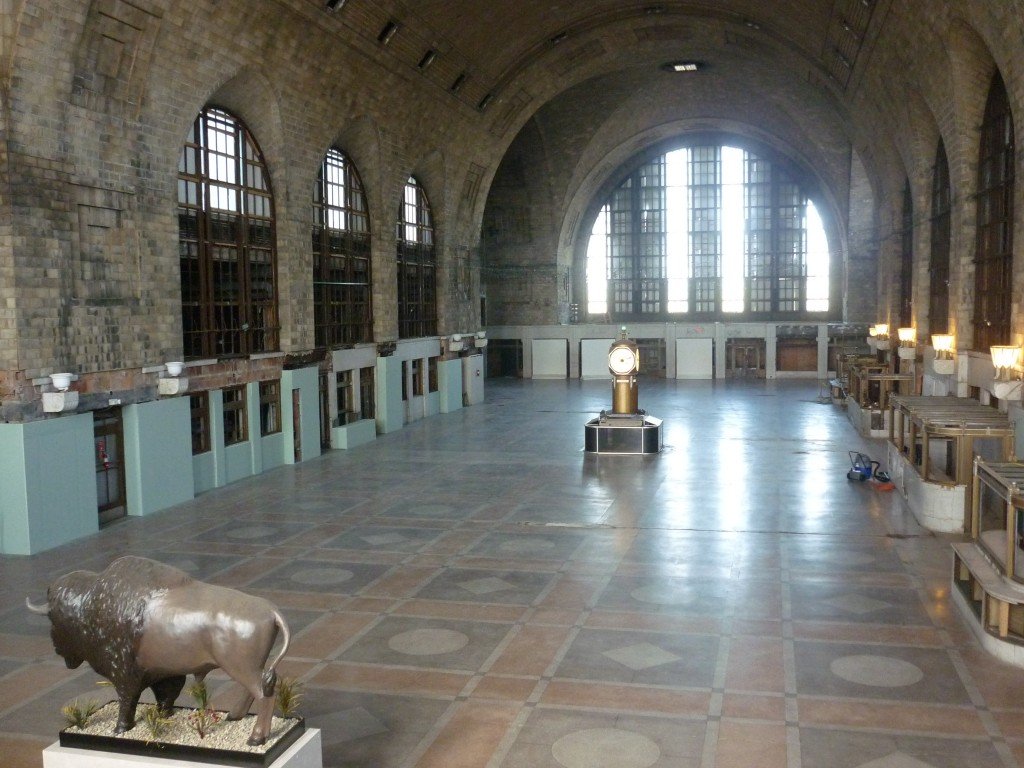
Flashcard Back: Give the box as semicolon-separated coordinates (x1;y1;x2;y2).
261;433;285;470
208;389;226;491
224;441;254;485
282;366;321;464
438;359;463;413
333;418;376;449
193;452;217;494
123;398;194;516
376;357;404;434
0;424;30;554
246;382;262;476
425;391;440;417
0;415;97;554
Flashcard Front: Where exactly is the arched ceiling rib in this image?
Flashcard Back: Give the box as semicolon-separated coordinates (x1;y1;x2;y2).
331;0;925;198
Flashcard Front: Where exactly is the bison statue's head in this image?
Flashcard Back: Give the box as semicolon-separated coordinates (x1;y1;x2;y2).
26;570;98;669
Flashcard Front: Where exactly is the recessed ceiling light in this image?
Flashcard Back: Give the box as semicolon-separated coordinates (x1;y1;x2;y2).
377;21;399;45
661;60;703;73
418;49;437;70
744;19;761;30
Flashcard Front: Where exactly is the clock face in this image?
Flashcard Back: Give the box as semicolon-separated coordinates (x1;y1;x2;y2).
609;346;637;375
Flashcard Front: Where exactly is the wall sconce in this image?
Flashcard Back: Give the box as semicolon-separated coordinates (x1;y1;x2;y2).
158;360;189;396
930;334;955;375
867;325;878;351
43;372;78;413
474;331;488;349
874;323;890;351
896;328;916;360
50;372;73;391
991;346;1021;381
990;345;1022;400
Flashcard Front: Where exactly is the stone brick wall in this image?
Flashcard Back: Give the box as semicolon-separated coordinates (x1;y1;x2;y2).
0;0;502;419
5;0;1024;421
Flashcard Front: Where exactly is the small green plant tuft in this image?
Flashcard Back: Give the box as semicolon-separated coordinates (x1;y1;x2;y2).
275;677;304;718
62;699;100;730
141;704;172;743
186;680;211;710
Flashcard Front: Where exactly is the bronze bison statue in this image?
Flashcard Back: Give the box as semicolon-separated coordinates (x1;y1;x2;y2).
26;555;290;746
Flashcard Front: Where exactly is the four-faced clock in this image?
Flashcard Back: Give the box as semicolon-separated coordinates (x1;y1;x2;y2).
608;344;638;376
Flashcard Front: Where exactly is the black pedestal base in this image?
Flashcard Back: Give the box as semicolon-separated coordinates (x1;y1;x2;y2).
584;414;663;454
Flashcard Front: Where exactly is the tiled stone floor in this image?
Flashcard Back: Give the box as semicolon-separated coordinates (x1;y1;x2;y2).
1;378;1023;767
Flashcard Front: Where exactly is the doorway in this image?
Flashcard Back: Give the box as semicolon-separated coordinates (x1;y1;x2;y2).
93;407;127;525
292;389;302;463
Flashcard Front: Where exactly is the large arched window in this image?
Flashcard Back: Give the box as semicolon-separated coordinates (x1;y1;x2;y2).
585;145;830;319
178;107;278;358
973;71;1015;351
898;178;913;328
313;148;371;347
397;176;436;338
928;140;951;335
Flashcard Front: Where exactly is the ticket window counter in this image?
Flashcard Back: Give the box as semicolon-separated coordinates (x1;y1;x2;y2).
973;460;1024;581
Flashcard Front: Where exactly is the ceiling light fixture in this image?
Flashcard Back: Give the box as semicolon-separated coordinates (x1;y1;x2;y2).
377;21;399;45
744;19;761;30
325;0;346;10
418;49;437;70
549;31;568;44
661;60;703;73
477;93;492;110
644;5;665;14
449;72;466;93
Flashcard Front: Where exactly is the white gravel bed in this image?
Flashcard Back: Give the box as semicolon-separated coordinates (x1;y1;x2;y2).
64;701;299;754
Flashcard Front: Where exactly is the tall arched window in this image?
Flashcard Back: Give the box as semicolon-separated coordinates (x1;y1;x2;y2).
584;144;829;319
898;178;913;328
178;107;278;358
313;148;371;347
973;71;1015;351
928;140;951;335
397;176;436;338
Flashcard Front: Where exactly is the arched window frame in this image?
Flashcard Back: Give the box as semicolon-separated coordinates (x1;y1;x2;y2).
178;106;278;358
313;148;372;347
928;140;951;335
973;72;1015;351
396;176;437;339
583;144;829;320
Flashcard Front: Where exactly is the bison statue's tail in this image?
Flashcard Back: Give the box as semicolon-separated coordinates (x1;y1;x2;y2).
261;609;291;697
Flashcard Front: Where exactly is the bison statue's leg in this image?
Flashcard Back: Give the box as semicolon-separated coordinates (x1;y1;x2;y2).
114;685;144;734
223;682;255;721
248;669;277;747
216;658;275;746
150;675;186;718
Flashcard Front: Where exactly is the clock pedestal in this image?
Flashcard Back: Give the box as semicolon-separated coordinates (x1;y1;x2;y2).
584;331;663;454
584;412;662;454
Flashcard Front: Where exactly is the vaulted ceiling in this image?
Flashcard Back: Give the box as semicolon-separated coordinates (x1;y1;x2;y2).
327;0;990;215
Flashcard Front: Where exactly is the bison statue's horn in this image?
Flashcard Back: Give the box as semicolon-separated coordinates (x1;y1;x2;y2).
25;597;48;615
